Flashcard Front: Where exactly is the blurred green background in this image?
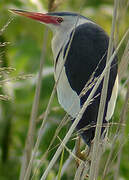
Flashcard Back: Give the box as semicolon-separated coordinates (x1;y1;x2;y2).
0;0;129;179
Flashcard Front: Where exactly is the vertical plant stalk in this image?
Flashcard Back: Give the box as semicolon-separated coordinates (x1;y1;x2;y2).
31;114;69;180
118;39;129;81
54;147;75;180
103;82;129;179
74;160;90;180
20;0;57;177
48;0;55;11
19;28;49;180
114;84;129;179
60;147;75;178
89;0;119;179
103;35;129;180
57;148;64;180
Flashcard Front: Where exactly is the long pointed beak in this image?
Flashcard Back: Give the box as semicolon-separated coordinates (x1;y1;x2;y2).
9;9;59;24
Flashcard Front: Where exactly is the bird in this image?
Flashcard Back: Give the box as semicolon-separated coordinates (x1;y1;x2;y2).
10;9;118;149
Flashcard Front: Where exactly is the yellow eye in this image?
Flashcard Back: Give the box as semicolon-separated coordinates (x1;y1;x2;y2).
57;17;63;23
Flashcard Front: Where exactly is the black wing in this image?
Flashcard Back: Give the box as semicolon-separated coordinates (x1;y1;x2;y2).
64;22;117;145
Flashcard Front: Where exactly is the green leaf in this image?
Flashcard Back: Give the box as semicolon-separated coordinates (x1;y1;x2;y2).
57;148;64;180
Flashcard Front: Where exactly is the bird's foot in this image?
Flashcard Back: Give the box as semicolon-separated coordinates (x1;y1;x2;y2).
75;137;91;179
75;137;91;167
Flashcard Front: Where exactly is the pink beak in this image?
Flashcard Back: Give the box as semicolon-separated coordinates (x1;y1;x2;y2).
9;9;59;25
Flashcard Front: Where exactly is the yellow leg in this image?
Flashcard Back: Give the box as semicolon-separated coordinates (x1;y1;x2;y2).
75;137;90;179
75;136;90;167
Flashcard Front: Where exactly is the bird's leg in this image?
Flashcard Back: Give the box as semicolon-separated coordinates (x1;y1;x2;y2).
75;137;91;179
75;136;90;167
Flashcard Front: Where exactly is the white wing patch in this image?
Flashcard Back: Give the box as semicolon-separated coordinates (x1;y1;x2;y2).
54;50;80;118
106;75;118;121
56;67;80;118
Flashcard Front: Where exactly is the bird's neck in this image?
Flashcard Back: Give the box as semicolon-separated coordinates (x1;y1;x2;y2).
51;29;72;62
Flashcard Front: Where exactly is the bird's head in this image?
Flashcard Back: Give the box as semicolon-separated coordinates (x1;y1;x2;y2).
10;9;90;58
9;9;87;34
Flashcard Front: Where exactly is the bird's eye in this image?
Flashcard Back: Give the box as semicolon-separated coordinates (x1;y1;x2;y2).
57;17;63;23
